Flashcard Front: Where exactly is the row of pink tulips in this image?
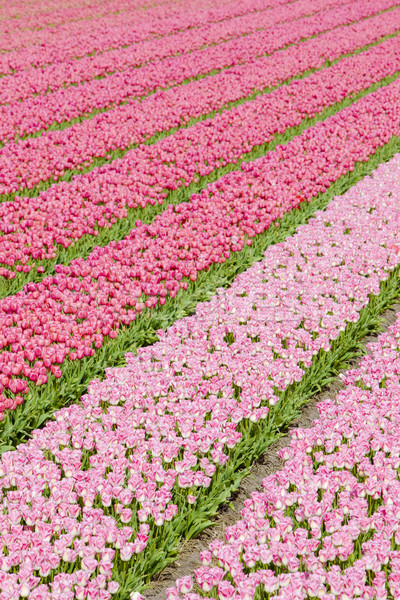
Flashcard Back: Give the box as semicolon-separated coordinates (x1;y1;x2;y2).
0;0;141;40
0;0;391;141
0;155;399;599
1;34;400;274
2;19;400;202
0;0;348;105
0;77;400;411
166;258;400;600
0;0;287;69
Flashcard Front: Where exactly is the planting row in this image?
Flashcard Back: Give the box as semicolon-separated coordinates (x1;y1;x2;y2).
0;0;290;69
0;78;400;414
0;155;399;599
1;36;400;278
1;22;399;205
0;0;139;39
167;293;400;600
0;0;392;141
0;0;351;105
0;0;173;37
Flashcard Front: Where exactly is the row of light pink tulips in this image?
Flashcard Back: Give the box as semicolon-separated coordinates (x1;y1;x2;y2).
0;155;399;600
0;0;391;141
0;0;348;105
0;77;400;412
0;0;288;69
1;23;399;204
1;36;400;274
166;250;400;600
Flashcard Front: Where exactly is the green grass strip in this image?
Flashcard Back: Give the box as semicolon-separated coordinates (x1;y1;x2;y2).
1;63;399;302
115;262;400;599
1;127;400;453
2;1;398;151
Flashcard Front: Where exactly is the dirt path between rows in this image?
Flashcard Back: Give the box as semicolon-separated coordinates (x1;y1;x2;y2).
145;301;400;599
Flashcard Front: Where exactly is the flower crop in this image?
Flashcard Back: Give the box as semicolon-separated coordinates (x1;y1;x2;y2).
3;1;400;598
0;0;393;141
0;0;278;66
2;41;400;277
166;284;400;600
0;0;344;105
0;153;399;598
0;77;400;412
2;15;399;200
0;0;164;51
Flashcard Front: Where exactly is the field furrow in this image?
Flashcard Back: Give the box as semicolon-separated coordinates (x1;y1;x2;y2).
165;283;400;600
0;0;294;65
0;0;359;103
0;37;399;295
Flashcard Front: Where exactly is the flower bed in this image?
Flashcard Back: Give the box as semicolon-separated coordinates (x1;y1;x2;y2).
0;0;138;47
0;0;281;64
0;0;392;141
2;14;399;200
0;154;399;599
167;274;400;600
2;3;400;597
1;38;400;280
0;0;343;104
1;75;400;418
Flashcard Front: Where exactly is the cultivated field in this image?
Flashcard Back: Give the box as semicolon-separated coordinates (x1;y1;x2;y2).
0;0;400;599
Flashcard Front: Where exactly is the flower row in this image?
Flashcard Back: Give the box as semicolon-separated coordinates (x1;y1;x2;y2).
1;35;400;275
0;0;392;141
0;77;400;412
166;258;400;600
0;0;283;70
0;0;135;45
0;153;399;600
0;0;346;105
5;16;400;200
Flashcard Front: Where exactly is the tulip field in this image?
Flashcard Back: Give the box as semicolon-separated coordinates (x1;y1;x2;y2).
2;0;400;599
